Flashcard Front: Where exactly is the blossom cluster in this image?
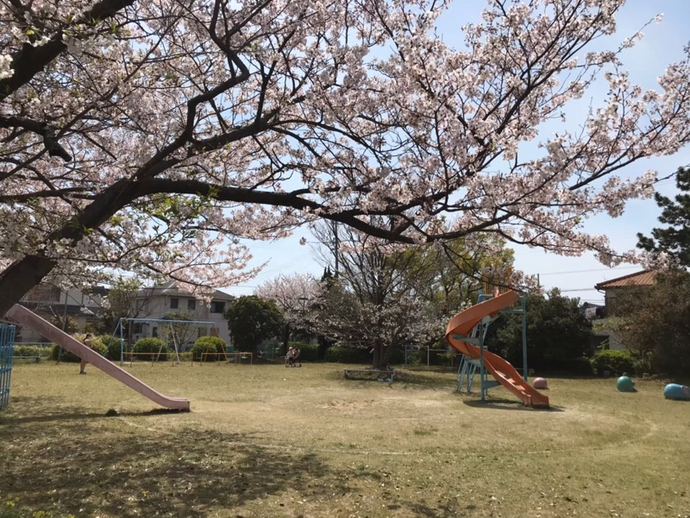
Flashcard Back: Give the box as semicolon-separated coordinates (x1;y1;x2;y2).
0;0;687;306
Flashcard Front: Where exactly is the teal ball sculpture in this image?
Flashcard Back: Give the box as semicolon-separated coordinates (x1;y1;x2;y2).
616;376;635;392
664;383;690;401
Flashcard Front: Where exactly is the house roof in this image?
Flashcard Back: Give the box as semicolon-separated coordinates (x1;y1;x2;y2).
595;270;657;290
21;302;100;318
137;282;234;301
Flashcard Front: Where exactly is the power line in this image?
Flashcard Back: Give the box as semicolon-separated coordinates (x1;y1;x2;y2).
537;265;639;276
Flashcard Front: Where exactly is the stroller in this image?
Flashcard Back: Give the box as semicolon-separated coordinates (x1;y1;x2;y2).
285;347;302;367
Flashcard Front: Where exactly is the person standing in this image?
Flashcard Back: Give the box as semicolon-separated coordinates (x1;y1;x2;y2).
79;333;94;374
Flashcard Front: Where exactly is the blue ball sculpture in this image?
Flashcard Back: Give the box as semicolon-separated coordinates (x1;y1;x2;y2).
616;376;635;392
664;383;690;401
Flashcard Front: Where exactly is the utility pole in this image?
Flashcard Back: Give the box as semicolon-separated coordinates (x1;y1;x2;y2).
332;220;339;277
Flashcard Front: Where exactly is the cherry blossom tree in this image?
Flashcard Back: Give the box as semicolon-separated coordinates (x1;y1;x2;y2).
310;222;440;368
311;220;533;368
2;0;690;318
255;273;319;351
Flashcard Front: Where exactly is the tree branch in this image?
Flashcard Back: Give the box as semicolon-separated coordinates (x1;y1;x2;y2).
0;0;135;102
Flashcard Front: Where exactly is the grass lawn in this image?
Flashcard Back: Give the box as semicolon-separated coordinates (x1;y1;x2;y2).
1;362;689;518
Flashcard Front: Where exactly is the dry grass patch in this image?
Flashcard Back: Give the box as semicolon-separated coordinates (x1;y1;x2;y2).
1;362;689;517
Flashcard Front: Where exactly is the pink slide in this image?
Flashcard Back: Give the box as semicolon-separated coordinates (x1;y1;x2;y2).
7;304;190;411
445;291;549;408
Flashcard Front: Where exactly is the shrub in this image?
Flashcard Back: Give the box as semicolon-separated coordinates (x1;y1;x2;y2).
591;349;635;376
389;347;405;365
192;336;228;362
324;346;371;364
50;334;108;362
13;345;49;359
98;335;130;361
547;357;594;376
632;351;654;375
132;337;168;361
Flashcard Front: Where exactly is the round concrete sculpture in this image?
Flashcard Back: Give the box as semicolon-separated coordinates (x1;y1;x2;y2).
664;383;690;401
533;377;548;389
616;376;636;392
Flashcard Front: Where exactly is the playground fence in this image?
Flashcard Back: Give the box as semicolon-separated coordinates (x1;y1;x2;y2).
1;324;17;411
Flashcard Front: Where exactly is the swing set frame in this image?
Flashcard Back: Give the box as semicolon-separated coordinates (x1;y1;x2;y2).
114;317;216;365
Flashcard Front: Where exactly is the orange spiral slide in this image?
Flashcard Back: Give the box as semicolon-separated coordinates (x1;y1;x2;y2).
445;291;549;408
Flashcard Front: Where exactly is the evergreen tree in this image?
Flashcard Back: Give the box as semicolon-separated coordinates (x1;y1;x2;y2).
638;167;690;266
488;290;594;371
225;296;284;353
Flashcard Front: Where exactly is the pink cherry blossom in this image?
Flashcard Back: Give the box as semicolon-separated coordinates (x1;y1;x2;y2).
0;0;686;316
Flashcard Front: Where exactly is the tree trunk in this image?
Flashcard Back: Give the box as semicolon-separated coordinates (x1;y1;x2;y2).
0;255;57;317
371;339;389;370
317;335;330;360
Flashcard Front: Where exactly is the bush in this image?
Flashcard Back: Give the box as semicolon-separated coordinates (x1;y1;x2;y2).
591;349;635;376
632;351;654;375
132;337;168;361
192;336;228;362
99;335;130;362
389;347;405;365
547;357;594;376
324;346;371;364
50;334;108;362
13;345;49;359
400;347;454;366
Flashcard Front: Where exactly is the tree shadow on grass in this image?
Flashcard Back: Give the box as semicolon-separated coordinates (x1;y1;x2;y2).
0;396;180;425
0;396;482;518
0;397;350;517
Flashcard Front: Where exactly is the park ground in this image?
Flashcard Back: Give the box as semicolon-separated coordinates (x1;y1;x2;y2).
1;362;689;518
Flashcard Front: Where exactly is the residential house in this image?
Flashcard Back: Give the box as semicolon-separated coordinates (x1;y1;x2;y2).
592;270;657;350
130;281;233;348
17;284;104;343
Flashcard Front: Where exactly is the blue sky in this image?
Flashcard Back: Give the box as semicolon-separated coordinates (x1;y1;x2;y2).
222;0;690;305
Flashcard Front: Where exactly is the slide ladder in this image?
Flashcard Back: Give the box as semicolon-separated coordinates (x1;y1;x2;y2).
457;355;479;394
445;292;549;408
6;305;190;411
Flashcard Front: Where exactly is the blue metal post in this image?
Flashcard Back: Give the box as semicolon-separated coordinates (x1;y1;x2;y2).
0;324;17;411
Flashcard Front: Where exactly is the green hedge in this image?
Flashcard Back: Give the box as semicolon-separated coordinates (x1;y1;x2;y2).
97;335;129;361
400;348;454;366
390;347;405;365
192;336;228;362
13;345;50;359
50;335;108;363
546;357;594;376
279;344;412;364
324;346;371;364
132;338;168;361
591;349;636;376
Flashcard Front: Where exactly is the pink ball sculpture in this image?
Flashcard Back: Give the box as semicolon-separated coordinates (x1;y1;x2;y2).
533;377;548;389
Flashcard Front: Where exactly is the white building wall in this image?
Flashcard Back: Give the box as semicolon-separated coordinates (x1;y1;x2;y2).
131;291;231;347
